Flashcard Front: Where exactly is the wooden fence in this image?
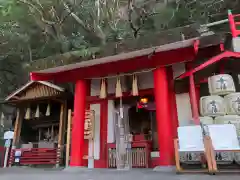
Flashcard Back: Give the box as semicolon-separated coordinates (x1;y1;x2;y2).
108;147;148;168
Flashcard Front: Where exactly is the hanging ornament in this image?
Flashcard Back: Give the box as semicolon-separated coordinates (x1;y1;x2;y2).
0;112;4;128
51;125;54;141
25;107;31;120
46;103;51;116
132;74;139;96
115;77;122;97
99;78;107;99
35;105;40;118
45;128;50;140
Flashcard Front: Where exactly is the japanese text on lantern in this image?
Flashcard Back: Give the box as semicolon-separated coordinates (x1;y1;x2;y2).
84;110;95;140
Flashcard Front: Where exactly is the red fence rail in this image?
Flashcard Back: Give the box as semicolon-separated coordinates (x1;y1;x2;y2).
9;148;58;166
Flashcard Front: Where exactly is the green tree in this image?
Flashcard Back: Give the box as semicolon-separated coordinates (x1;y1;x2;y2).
0;0;240;100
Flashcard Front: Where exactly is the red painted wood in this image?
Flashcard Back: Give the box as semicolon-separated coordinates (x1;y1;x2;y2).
193;40;200;54
186;63;200;125
178;51;240;79
229;10;238;37
150;157;160;168
189;74;200;125
70;80;87;166
20;162;57;165
0;146;5;167
16;148;58;165
31;47;196;82
99;100;108;168
94;160;107;168
83;80;91;167
153;67;174;166
195;85;200;111
167;67;179;138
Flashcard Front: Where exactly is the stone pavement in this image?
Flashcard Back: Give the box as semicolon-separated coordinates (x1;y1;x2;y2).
0;167;239;180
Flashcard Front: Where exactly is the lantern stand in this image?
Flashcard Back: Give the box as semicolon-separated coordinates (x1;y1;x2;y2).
115;97;132;170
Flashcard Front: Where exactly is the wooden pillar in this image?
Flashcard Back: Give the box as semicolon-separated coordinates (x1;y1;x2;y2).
153;67;174;166
167;67;179;139
56;101;67;167
12;108;23;147
99;100;108;168
70;79;87;166
186;62;200;125
65;109;72;166
10;108;23;166
195;85;200;110
228;10;237;38
189;74;200;125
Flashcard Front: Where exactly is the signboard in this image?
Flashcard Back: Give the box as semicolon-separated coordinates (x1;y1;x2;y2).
71;110;95;140
4;131;14;140
14;150;22;162
4;139;11;147
15;150;22;157
84;110;95;140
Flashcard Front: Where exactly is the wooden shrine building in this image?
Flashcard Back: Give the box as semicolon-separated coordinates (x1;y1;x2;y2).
20;11;240;170
3;81;71;167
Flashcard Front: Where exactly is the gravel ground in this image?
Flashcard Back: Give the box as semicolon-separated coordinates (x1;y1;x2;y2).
0;167;239;180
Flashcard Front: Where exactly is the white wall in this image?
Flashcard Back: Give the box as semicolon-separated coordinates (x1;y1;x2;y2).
172;62;186;79
95;63;192;150
138;71;154;89
90;79;100;96
90;72;154;96
88;103;101;168
107;100;115;143
172;62;193;126
176;93;193;126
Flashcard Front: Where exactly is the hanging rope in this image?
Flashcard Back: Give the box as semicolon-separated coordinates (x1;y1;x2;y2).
87;68;156;80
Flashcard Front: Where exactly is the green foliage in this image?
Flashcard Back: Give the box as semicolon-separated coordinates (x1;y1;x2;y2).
0;0;240;100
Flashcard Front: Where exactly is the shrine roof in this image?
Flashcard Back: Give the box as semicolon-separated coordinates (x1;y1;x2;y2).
33;38;196;74
30;33;225;82
5;81;65;102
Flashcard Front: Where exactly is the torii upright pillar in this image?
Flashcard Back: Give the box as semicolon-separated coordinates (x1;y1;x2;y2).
70;79;87;166
153;67;174;167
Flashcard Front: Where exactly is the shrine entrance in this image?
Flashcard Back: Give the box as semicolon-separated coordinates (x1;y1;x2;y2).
113;95;157;169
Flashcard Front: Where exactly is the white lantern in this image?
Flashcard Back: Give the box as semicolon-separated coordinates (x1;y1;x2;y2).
208;74;235;95
200;95;226;117
224;93;240;115
215;115;240;136
199;116;214;125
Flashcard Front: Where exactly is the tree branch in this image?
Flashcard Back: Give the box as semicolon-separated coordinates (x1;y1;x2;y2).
18;0;56;25
0;69;16;75
128;0;151;38
128;0;140;38
62;0;106;44
62;2;91;33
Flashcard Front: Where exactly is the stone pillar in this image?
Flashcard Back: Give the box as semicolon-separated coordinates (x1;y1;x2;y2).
70;79;87;166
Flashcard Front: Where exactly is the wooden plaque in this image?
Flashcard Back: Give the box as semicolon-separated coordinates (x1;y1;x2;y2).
84;110;95;140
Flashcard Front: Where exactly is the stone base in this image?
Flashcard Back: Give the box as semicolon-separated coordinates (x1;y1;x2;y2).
153;166;175;172
116;167;131;171
63;166;90;172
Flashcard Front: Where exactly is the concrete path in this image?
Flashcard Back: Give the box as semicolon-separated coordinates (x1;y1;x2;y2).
0;167;239;180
